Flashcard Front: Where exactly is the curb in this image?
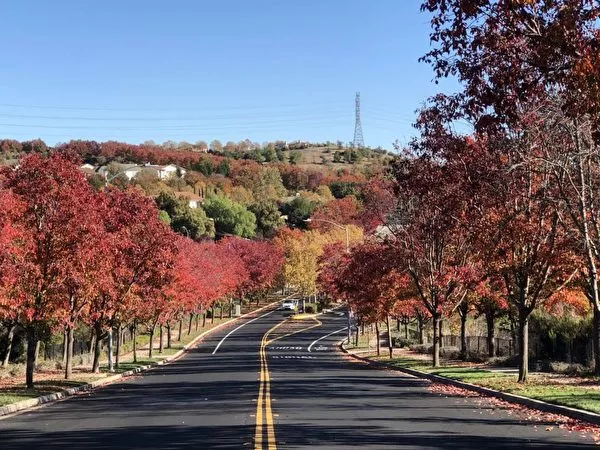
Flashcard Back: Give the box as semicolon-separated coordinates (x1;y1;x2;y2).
339;343;600;426
0;297;285;418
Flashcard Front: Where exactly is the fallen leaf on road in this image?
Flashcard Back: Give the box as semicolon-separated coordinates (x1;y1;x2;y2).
427;381;600;445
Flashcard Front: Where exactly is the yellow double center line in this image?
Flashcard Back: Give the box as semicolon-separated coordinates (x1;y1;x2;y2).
254;316;322;450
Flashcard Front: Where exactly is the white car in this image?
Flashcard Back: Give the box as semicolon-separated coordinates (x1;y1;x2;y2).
280;299;298;311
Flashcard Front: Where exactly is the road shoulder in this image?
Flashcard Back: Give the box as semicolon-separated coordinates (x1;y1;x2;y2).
340;343;600;427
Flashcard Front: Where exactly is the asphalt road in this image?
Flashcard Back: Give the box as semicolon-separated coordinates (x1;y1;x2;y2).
0;307;595;449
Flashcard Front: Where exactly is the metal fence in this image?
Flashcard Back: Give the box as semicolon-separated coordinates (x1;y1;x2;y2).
441;335;514;356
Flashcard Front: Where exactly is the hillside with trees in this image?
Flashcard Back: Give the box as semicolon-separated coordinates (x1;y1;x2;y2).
0;137;394;388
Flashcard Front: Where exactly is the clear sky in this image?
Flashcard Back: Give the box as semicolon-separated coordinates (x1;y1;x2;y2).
0;1;458;149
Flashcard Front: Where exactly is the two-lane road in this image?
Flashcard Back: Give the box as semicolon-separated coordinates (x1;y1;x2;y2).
0;308;595;449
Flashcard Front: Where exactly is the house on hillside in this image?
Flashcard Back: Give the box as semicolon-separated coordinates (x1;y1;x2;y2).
97;163;143;181
92;163;187;182
79;163;98;177
132;163;186;180
152;163;186;180
175;191;203;209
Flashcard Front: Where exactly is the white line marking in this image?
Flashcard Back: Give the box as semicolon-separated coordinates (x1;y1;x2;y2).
212;309;278;354
307;327;347;352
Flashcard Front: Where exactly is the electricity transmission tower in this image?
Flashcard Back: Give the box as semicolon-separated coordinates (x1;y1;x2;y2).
353;92;364;148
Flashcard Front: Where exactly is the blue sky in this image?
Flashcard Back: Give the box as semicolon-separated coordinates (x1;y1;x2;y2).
0;1;458;149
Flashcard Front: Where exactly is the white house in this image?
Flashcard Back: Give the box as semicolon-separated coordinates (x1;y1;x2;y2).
175;191;203;209
94;163;186;182
97;164;143;181
154;164;186;180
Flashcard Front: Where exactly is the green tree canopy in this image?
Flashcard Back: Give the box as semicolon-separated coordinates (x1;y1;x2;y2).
202;195;257;238
280;196;316;229
250;200;284;238
155;191;214;239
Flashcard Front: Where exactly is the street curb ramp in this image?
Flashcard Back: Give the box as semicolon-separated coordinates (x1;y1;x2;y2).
0;298;286;418
339;342;600;427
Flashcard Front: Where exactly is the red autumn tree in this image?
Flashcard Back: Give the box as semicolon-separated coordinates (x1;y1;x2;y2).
421;0;600;375
310;196;363;231
0;190;27;368
388;118;481;367
334;241;406;358
391;298;430;345
88;187;177;372
473;277;509;358
56;191;113;379
359;177;397;232
217;237;282;311
0;153;100;387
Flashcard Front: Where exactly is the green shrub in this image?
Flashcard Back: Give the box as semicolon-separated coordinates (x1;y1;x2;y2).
393;337;415;348
409;343;432;354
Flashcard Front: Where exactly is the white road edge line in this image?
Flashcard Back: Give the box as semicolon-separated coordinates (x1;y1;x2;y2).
307;327;348;352
212;309;278;355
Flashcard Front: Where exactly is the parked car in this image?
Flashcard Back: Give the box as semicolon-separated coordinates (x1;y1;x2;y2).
280;299;298;311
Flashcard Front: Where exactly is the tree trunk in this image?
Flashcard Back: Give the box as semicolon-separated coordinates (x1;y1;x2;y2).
404;322;409;340
26;327;37;389
432;314;441;367
229;298;233;318
438;318;444;349
385;315;393;359
203;312;207;327
460;312;468;361
92;323;103;373
375;321;381;357
2;323;16;367
88;329;96;360
518;312;529;383
486;312;496;358
148;323;155;358
354;325;359;346
107;327;114;372
509;314;517;356
178;319;182;342
396;319;400;331
195;314;199;331
131;323;137;363
159;326;164;353
115;324;122;369
167;323;172;349
211;308;215;324
188;314;193;335
65;325;74;379
34;340;41;366
417;315;424;344
593;307;600;376
62;329;68;366
219;305;223;320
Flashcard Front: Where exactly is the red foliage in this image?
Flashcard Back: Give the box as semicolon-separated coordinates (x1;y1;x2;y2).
219;237;283;297
358;177;397;232
310;196;362;230
333;242;407;323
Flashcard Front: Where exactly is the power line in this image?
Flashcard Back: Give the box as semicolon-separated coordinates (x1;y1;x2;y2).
0;119;349;132
0;100;347;113
0;109;348;122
